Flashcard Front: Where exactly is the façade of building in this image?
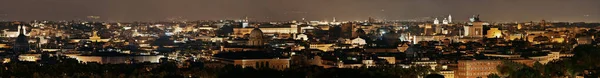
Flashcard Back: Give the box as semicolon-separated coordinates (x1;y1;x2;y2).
212;51;290;70
456;59;535;78
463;15;487;38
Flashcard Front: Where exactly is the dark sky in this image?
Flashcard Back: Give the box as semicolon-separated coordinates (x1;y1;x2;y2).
1;0;599;22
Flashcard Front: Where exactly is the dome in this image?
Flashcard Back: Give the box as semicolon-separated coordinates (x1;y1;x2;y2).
247;28;264;46
353;28;366;38
249;28;263;39
15;33;28;44
356;28;365;34
14;25;30;53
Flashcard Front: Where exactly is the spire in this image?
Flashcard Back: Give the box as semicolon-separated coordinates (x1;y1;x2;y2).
333;17;336;22
244;16;249;22
23;26;27;35
18;25;25;35
18;25;22;34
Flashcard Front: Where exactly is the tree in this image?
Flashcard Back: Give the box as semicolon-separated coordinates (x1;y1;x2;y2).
572;45;600;68
487;73;501;78
532;61;544;74
508;67;542;78
497;60;526;76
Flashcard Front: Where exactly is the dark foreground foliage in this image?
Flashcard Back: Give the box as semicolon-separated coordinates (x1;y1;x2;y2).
0;56;434;78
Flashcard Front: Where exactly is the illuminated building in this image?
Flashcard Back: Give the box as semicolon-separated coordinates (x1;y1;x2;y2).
435;25;443;35
242;22;249;28
308;43;334;51
233;24;299;37
443;18;449;24
294;33;308;41
576;36;593;44
212;52;290;70
351;37;366;45
457;60;501;78
423;24;434;35
69;31;111;43
464;15;485;37
457;59;534;78
2;26;27;37
89;31;102;42
233;27;297;37
413;61;438;70
397;43;410;52
197;36;225;42
529;52;561;64
440;70;455;78
412;35;446;44
486;28;502;38
517;23;523;30
18;54;40;62
434;18;440;25
551;37;565;43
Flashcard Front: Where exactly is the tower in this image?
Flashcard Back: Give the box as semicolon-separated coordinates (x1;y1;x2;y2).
517;23;523;30
368;17;375;23
540;20;546;27
242;16;249;28
333;17;337;22
448;14;452;23
341;23;354;38
17;26;27;36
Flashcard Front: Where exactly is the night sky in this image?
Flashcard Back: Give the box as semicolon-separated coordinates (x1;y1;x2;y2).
0;0;598;22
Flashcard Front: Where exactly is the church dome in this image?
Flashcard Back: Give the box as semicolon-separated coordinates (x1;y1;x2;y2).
249;28;263;39
247;28;264;46
15;33;28;44
353;28;366;38
356;28;365;34
14;25;30;53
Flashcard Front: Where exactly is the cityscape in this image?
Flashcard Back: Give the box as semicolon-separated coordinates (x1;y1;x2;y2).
0;0;599;78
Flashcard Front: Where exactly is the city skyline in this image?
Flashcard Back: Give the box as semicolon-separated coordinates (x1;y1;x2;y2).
1;0;600;78
0;0;599;22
